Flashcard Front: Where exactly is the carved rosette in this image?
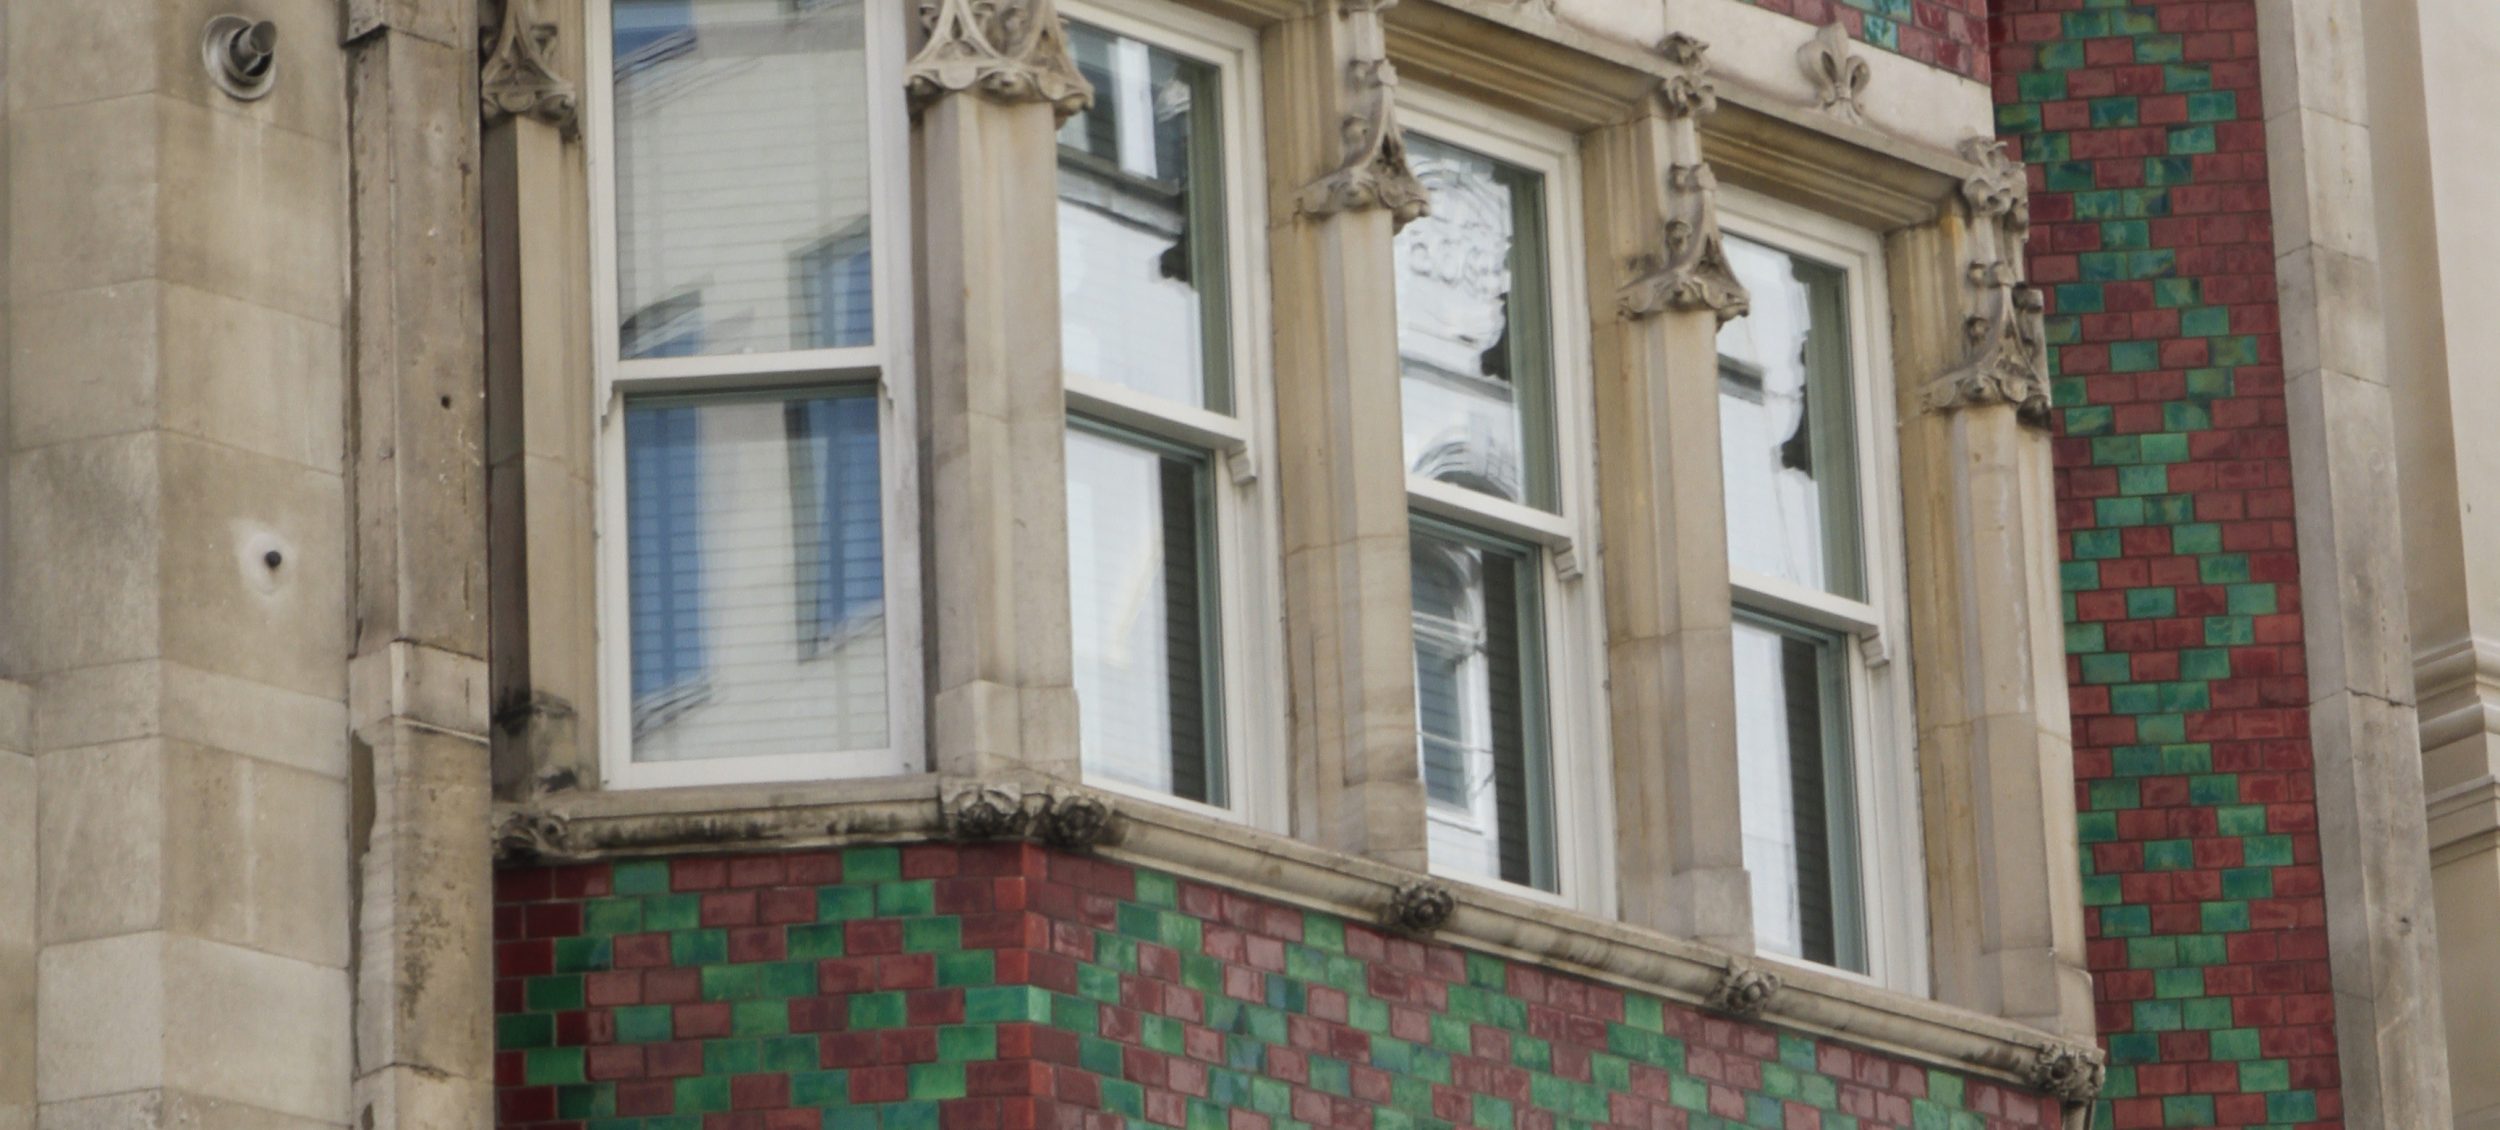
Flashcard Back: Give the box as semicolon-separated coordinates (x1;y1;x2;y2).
2025;1042;2109;1104
1797;22;1870;125
1619;34;1749;325
1295;0;1431;229
480;0;580;135
1703;961;1781;1018
493;808;576;863
1381;881;1457;934
905;0;1095;124
1926;137;2052;425
940;784;1121;849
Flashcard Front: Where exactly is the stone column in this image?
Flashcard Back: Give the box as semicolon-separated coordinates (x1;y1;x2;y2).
1581;39;1754;951
1264;0;1431;871
7;0;362;1125
909;0;1090;782
346;0;497;1126
2258;0;2453;1125
1888;140;2092;1040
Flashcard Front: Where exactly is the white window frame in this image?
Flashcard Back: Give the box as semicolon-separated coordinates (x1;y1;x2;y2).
1717;184;1926;996
584;0;923;789
1055;0;1287;833
1395;87;1615;918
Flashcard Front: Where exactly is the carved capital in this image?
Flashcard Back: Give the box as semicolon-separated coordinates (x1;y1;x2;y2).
1797;22;1869;125
905;0;1094;124
493;808;576;864
1036;791;1118;848
940;783;1121;849
1296;0;1430;229
1925;137;2051;426
480;0;579;135
2025;1042;2108;1104
1381;881;1457;934
1703;961;1781;1018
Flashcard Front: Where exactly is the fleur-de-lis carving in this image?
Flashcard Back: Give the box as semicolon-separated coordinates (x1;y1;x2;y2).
1797;22;1870;124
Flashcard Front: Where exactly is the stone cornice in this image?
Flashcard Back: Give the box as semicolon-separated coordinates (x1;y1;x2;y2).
492;774;2098;1098
2417;636;2500;757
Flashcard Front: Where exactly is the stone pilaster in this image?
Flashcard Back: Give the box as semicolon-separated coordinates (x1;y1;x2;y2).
1889;142;2091;1040
909;0;1089;781
1582;41;1754;952
1265;0;1431;871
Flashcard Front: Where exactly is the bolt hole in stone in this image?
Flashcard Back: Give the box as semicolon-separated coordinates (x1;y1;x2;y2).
440;395;452;409
239;527;292;596
265;550;284;569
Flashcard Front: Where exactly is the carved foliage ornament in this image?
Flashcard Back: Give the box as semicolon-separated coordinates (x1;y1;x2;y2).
1619;34;1749;325
480;0;579;134
1797;22;1870;125
1703;961;1781;1018
1296;0;1431;229
494;808;576;863
2025;1042;2109;1104
1926;137;2052;426
905;0;1095;124
1382;880;1457;934
942;784;1121;849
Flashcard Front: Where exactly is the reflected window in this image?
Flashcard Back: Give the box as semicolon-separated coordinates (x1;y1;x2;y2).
1733;615;1865;970
1717;237;1861;598
1410;525;1552;890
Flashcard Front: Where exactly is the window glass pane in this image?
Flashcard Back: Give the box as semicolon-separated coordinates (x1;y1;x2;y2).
1733;614;1866;972
1068;426;1225;804
612;0;873;358
1716;237;1862;598
1056;23;1231;412
624;390;888;761
1395;136;1556;510
1410;522;1554;890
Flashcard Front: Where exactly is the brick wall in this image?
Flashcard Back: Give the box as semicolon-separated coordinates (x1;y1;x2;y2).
1989;3;2341;1128
495;845;2062;1130
1740;0;1990;79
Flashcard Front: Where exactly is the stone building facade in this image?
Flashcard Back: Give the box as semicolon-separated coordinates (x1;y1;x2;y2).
0;1;2488;1130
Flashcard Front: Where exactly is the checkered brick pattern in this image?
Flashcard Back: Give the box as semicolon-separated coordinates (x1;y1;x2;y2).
1739;0;1990;79
496;845;2063;1130
1990;2;2340;1128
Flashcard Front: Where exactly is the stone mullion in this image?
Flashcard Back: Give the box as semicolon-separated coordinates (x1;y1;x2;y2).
912;4;1086;783
1580;107;1754;954
1889;173;2092;1041
1265;0;1429;871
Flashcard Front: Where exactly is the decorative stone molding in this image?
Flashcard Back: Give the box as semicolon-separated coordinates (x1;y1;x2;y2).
1924;137;2052;425
1381;880;1458;934
1618;34;1749;325
2023;1042;2108;1104
1796;22;1869;125
1703;961;1782;1018
941;782;1122;849
904;0;1094;124
493;808;575;863
479;0;579;135
1295;0;1431;229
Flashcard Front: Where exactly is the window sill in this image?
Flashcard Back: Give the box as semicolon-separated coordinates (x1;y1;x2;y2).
495;772;2097;1102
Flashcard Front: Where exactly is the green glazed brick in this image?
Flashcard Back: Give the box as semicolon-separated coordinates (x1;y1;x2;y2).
2267;1092;2320;1122
1142;1014;1186;1055
2145;154;2196;185
2160;1095;2214;1126
2154;278;2200;308
706;1038;764;1075
2122;589;2176;619
2205;616;2256;646
1350;994;1391;1035
2163;63;2214;92
909;1062;967;1100
2153;967;2206;999
2117;465;2169;496
2107;340;2157;371
1102;1079;1147;1119
2082;875;2123;907
2138;433;2189;464
2227;584;2277;615
2222;867;2274;900
1078;962;1121;1004
615;1004;673;1044
2179;934;2228;967
2072;529;2121;560
2202;901;2252;932
525;1046;586;1086
2103;903;2153;938
2187;775;2238;806
498;1011;555;1050
1391;1074;1438;1115
2210;1029;2262;1061
553;936;610;974
2061;560;2102;593
1161;912;1203;952
733;999;789;1036
1053;992;1102;1035
2171;523;2223;555
1115;903;1162;943
1303;913;1346;952
850;990;907;1029
759;1035;821;1073
2183;997;2235;1031
876;880;935;917
1996;103;2042;134
904;917;961;954
614;859;670;895
2163;402;2212;432
1474;1095;1513;1130
2168;125;2217;155
2086;779;2140;811
2077;811;2119;845
1761;1063;1800;1100
2186;368;2233;397
2095;497;2146;527
2187;91;2238;121
583;898;643;936
820;886;876;922
2133;1000;2183;1033
1311;1055;1352;1097
887;1101;941;1130
2180;305;2231;337
2138;714;2187;743
702;963;762;1002
1859;14;1898;50
2237;1059;2290;1093
672;928;727;967
2216;805;2270;837
793;1069;850;1108
1465;952;1507;990
558;1082;616;1120
2160;683;2211;712
2107;1033;2160;1066
937;949;995;987
2101;220;2149;250
644;893;701;932
2109;684;2161;715
1670;1075;1709;1113
1512;1034;1552;1072
2054;283;2105;313
1094;932;1138;972
828;1109;880;1130
2180;648;2232;680
1135;870;1179;909
2244;836;2295;866
2199;555;2252;584
2067;622;2107;655
2213;335;2262;366
525;975;584;1012
843;846;901;883
2127;936;2181;969
789;923;846;960
2088;435;2140;466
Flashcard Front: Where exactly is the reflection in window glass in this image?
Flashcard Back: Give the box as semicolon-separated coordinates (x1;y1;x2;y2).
1410;524;1554;890
1067;427;1225;804
1056;23;1231;412
1734;615;1866;972
1394;135;1556;510
624;390;887;761
612;0;873;357
1716;237;1861;598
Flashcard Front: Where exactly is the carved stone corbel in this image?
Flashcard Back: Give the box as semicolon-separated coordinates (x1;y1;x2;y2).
1703;959;1781;1017
480;0;579;135
1294;0;1431;230
904;0;1095;124
493;808;576;863
1924;137;2052;426
1381;880;1457;934
940;782;1121;849
1618;34;1749;324
1797;22;1869;125
2024;1041;2109;1104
